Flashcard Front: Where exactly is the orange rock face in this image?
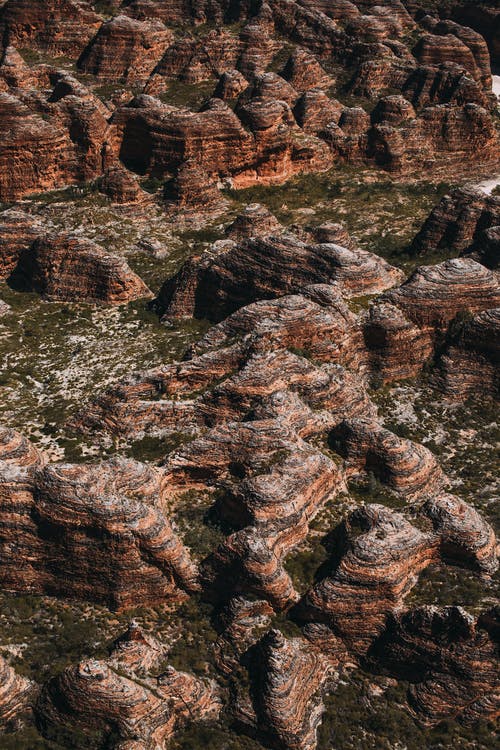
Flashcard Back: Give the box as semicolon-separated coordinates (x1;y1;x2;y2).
0;439;198;608
0;2;498;748
0;217;151;304
36;622;222;747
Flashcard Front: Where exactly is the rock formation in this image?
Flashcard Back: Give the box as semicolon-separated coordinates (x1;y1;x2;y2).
0;656;35;729
329;417;446;501
247;629;334;750
78;14;173;84
0;0;101;57
434;307;499;401
384;258;499;331
0;442;198;608
370;606;500;727
410;187;500;260
157;233;403;321
297;505;439;654
423;493;498;576
37;622;221;747
1;223;151;304
163;159;221;211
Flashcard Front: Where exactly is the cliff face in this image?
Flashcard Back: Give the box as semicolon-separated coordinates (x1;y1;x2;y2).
0;2;499;749
0;216;151;304
36;622;222;748
0;439;198;609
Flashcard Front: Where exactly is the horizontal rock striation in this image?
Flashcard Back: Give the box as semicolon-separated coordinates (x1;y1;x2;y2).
329;417;446;502
384;258;499;331
370;605;500;727
157;234;403;321
37;622;222;747
0;0;102;57
434;307;499;400
78;15;173;84
0;656;35;729
248;629;333;750
410;187;500;259
0;445;198;608
1;219;151;304
423;493;498;576
296;505;439;654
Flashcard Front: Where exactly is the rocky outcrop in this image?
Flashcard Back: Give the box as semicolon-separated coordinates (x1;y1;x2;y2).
214;69;249;101
414;33;485;88
156;234;403;321
362;300;434;383
293;89;343;133
225;203;284;240
366;102;498;174
0;425;46;467
329;417;446;502
248;629;334;750
0;449;198;609
297;505;439;654
451;4;500;66
0;93;71;201
0;656;35;729
423;493;498;576
384;258;499;331
9;232;152;304
78;15;173;84
410;187;500;259
0;0;101;58
37;623;221;747
370;606;500;727
280;48;331;92
417;17;492;89
163;159;221;210
97;164;145;204
435;306;499;401
0;73;114;200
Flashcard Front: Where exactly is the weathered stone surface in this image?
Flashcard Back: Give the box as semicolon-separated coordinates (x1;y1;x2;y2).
0;0;101;58
362;300;434;383
11;233;152;305
157;234;403;321
248;629;333;750
0;449;198;608
434;307;500;401
410;187;500;258
78;14;173;84
329;417;446;501
451;4;500;66
214;69;249;101
423;493;498;576
370;606;500;727
384;257;499;330
0;656;35;729
0;425;46;467
163;159;221;210
97;164;145;204
225;203;284;240
297;505;438;654
418;17;492;88
293;89;343;133
37;623;221;747
280;48;331;92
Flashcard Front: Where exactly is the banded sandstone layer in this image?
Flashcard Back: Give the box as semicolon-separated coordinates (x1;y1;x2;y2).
0;2;498;750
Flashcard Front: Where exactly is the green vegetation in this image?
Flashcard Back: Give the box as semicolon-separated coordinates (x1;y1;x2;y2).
318;671;499;750
159;80;216;109
173;490;226;560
